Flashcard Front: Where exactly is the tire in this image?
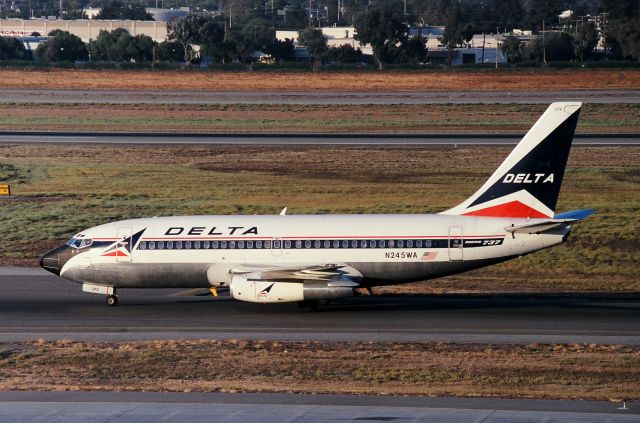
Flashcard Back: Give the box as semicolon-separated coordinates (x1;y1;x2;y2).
106;295;118;306
297;300;319;311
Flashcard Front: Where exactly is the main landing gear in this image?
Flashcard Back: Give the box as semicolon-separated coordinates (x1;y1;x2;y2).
106;294;118;306
297;300;319;312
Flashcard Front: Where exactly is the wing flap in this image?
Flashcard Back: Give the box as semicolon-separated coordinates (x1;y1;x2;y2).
230;263;361;284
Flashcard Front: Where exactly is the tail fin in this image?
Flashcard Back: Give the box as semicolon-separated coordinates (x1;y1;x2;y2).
441;102;582;219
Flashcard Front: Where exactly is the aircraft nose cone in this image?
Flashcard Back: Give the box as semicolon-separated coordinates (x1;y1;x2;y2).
40;246;70;276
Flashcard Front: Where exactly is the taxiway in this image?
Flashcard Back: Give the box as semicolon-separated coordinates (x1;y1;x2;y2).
0;88;638;105
1;268;639;345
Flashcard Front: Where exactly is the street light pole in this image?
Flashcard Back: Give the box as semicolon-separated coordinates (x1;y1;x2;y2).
542;20;546;66
495;27;498;69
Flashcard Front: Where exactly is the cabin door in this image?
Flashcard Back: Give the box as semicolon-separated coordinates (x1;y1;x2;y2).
448;226;464;261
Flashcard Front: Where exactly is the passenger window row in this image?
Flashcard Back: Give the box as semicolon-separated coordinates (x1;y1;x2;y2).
137;239;443;250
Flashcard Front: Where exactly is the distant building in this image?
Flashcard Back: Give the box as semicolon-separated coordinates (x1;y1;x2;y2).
82;7;102;19
15;35;48;56
408;25;444;37
145;7;190;22
0;19;168;42
276;26;372;57
429;47;506;65
469;32;533;49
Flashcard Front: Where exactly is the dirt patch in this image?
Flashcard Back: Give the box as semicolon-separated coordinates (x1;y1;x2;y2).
1;69;639;91
0;196;68;202
1;340;637;399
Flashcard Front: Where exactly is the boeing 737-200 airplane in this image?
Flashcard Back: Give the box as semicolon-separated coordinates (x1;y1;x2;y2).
41;102;593;307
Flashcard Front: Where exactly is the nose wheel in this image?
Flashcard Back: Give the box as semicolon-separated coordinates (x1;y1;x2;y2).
106;295;118;306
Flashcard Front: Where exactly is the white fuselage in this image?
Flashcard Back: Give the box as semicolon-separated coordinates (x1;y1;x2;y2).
40;102;585;305
58;213;569;289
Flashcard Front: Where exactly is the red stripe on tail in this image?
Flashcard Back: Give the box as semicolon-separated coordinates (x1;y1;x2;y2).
462;201;550;218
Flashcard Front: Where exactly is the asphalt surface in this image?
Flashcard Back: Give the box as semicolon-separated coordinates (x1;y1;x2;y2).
0;392;637;422
1;268;639;345
1;88;639;104
0;132;637;145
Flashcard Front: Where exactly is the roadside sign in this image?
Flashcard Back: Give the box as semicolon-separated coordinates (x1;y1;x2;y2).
0;184;9;196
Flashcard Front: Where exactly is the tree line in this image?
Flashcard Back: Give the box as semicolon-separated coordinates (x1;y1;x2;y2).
0;30;182;63
0;0;638;66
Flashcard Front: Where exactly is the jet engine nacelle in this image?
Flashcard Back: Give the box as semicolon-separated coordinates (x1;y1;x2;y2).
230;276;354;303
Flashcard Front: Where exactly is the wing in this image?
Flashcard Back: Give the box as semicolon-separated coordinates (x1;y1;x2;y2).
226;263;361;303
230;263;361;284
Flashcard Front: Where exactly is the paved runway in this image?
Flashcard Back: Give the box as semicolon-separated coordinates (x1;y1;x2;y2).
0;132;637;145
0;88;639;104
0;392;637;422
1;268;639;345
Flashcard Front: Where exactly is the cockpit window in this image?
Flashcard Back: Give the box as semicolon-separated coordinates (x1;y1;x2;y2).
66;237;93;249
66;238;81;248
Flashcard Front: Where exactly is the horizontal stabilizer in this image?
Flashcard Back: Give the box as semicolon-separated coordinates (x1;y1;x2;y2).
553;209;596;220
505;209;594;234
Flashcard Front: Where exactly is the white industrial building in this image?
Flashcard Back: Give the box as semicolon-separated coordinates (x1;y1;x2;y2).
276;26;373;56
0;18;168;42
276;26;510;65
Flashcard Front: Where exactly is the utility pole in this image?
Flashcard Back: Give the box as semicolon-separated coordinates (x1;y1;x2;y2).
495;27;498;69
542;20;546;66
309;0;312;27
403;0;406;16
601;12;608;55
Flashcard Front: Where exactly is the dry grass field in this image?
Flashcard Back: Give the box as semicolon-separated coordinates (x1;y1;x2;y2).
1;340;638;399
0;69;638;91
0;103;637;133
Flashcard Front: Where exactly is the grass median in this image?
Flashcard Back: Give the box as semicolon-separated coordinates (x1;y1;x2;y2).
0;339;638;400
0;103;637;133
0;68;639;91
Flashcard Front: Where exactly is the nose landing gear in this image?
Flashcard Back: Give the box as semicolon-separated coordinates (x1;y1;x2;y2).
81;283;119;306
106;294;118;306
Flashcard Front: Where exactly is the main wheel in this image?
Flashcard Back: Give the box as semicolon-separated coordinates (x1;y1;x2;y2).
106;295;118;306
298;300;319;312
